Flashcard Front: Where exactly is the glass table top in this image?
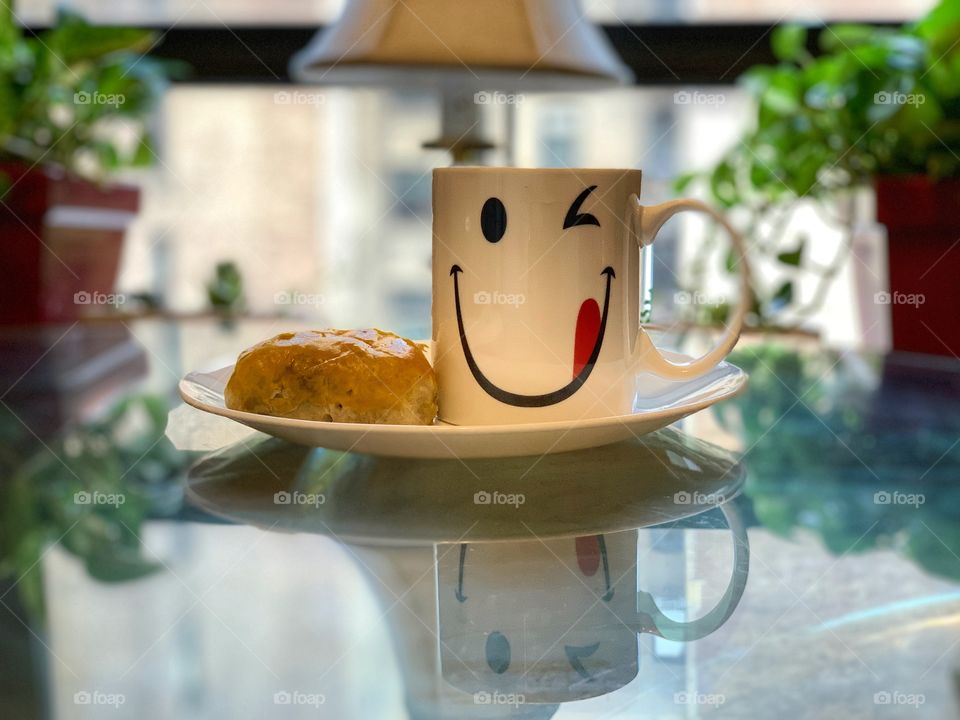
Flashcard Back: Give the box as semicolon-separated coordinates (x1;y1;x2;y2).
1;319;959;719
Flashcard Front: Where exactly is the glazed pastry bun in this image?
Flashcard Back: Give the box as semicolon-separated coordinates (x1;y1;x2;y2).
224;329;438;425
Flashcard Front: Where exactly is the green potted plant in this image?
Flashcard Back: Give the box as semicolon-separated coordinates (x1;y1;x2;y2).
0;8;175;323
681;0;960;355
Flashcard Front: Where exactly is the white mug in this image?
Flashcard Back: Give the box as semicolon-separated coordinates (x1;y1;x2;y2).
432;167;750;425
437;514;749;703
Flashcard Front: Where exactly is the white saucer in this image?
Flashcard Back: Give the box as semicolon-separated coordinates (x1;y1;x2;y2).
178;349;747;459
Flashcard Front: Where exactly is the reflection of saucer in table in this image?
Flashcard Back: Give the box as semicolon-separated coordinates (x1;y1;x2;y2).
178;349;746;458
185;426;745;545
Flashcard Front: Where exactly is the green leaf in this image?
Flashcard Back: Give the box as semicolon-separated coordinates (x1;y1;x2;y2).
10;529;47;620
777;239;805;266
138;395;170;435
820;24;879;52
791;152;827;196
94;141;120;170
885;35;926;71
709;161;739;208
132;136;154;167
905;516;960;581
772;25;808;62
84;545;161;583
805;81;847;110
760;71;802;115
207;261;245;311
739;65;776;96
0;2;19;54
673;171;698;193
770;281;794;310
749;158;777;190
724;248;738;273
701;302;731;326
44;11;157;64
915;0;960;42
752;495;798;535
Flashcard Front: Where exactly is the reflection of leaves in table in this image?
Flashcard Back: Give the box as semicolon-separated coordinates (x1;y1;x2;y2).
724;344;960;581
0;394;193;621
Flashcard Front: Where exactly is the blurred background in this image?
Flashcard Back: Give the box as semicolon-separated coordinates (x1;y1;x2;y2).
3;2;960;719
3;0;956;351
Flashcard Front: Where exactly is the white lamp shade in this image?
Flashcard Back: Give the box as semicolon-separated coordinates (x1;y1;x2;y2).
291;0;633;90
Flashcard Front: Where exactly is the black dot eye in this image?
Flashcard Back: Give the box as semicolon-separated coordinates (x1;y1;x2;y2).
480;197;507;243
485;631;511;674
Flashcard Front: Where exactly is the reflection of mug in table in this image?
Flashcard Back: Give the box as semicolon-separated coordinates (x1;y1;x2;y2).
438;531;639;704
437;508;748;704
185;425;750;717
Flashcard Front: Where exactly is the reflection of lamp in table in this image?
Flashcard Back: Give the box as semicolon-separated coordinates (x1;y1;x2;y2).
291;0;631;162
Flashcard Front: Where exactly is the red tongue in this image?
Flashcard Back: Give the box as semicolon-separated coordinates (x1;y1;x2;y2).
573;298;601;378
575;536;601;576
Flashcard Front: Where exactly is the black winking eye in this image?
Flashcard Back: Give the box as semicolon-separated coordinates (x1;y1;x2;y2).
563;185;601;229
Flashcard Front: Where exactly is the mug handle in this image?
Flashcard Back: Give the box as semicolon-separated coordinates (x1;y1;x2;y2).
629;195;752;379
633;500;750;642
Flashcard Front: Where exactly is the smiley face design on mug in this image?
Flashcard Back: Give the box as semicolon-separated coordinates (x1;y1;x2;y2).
433;169;642;425
436;521;749;702
437;533;640;703
448;183;617;409
432;167;748;426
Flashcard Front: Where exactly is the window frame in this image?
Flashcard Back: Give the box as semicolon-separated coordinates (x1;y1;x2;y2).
23;22;898;85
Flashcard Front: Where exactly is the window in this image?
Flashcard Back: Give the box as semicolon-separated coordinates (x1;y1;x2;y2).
17;0;938;25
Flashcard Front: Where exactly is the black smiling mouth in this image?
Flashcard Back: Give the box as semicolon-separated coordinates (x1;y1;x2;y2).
450;264;614;408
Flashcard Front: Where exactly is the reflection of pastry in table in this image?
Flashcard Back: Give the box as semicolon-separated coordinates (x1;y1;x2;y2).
224;329;437;425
